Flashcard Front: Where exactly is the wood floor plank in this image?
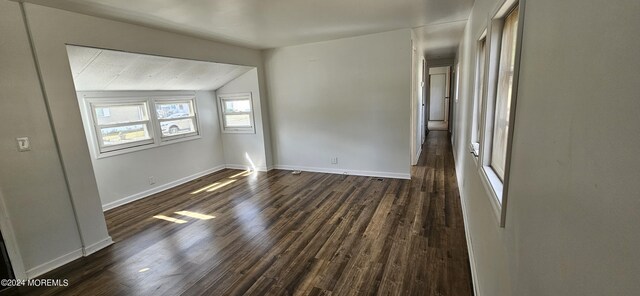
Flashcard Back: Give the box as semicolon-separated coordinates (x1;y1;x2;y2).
13;131;473;296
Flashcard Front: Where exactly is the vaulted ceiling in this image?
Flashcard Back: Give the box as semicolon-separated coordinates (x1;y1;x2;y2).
66;45;252;91
27;0;473;57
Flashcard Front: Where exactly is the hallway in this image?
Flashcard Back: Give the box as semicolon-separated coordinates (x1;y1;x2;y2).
16;131;472;296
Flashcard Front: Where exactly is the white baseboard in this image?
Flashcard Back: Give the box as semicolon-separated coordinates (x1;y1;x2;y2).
273;165;411;180
413;146;423;165
83;236;113;256
102;165;226;211
225;164;269;172
26;249;83;279
453;153;480;296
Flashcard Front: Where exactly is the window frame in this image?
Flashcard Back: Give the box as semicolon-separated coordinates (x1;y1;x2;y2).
477;0;526;227
88;99;155;153
153;97;201;142
82;92;201;159
471;30;488;160
217;92;256;134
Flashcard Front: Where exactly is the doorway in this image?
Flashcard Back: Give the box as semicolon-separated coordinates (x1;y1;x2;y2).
427;66;451;131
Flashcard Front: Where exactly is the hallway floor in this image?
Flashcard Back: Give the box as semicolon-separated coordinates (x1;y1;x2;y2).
16;131;473;296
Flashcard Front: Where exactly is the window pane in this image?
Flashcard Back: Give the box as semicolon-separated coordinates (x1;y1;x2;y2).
160;118;197;137
476;38;486;144
155;101;194;119
491;6;519;180
100;124;151;146
224;99;251;113
225;114;251;127
94;103;148;125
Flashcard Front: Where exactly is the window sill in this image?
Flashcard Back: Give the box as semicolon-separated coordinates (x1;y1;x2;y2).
478;165;504;225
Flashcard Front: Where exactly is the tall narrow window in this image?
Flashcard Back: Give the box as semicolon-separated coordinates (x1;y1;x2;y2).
472;36;487;156
90;101;154;152
490;6;519;180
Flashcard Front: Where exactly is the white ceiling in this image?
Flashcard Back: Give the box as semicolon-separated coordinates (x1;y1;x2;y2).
26;0;473;55
66;45;253;91
415;20;468;59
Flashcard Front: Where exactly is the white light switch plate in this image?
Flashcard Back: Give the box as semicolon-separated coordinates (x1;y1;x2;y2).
17;137;30;152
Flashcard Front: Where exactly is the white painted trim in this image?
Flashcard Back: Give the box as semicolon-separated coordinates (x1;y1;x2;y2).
478;166;503;224
82;236;113;256
26;249;83;279
273;165;411;180
0;189;27;280
412;146;422;166
102;165;226;211
459;181;481;296
225;164;268;172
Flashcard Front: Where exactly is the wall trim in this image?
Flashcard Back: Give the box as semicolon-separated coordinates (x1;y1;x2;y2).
459;186;481;296
225;164;269;172
0;189;27;280
273;165;411;180
102;165;226;211
82;236;113;257
413;146;423;165
26;249;83;279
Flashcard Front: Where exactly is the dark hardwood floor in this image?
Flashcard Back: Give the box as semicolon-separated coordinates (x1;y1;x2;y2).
15;131;473;296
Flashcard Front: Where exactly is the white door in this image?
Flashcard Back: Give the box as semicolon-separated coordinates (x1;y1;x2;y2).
429;73;446;121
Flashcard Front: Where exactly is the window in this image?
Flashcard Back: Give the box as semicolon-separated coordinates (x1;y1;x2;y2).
471;35;487;157
477;0;522;226
218;93;255;133
90;101;154;152
84;93;201;157
490;6;519;181
155;99;199;140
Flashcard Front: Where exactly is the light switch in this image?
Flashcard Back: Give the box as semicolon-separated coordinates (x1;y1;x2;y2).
17;137;30;152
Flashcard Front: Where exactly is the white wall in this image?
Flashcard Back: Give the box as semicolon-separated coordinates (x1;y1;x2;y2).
410;30;427;164
77;91;226;210
0;0;82;277
217;69;270;171
264;30;413;179
451;0;640;295
0;1;267;278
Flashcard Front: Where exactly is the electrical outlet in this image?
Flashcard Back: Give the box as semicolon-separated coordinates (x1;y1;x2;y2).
148;176;156;185
16;137;30;152
331;157;338;164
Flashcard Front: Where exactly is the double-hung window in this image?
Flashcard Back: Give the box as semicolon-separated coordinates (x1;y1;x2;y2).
155;99;199;140
490;5;519;181
472;35;487;157
90;100;154;153
84;93;201;157
218;93;255;133
476;0;523;226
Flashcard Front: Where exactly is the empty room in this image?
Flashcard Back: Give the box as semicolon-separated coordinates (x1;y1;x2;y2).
0;0;638;295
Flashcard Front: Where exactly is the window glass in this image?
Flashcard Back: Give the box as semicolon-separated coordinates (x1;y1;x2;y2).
491;6;519;180
95;104;147;125
100;124;151;146
224;100;251;113
475;38;487;147
160;118;197;136
224;114;252;127
155;101;194;119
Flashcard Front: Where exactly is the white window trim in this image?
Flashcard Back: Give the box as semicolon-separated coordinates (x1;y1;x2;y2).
87;98;155;154
476;0;526;227
471;29;488;163
217;92;256;134
153;97;201;142
81;91;201;159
